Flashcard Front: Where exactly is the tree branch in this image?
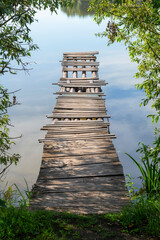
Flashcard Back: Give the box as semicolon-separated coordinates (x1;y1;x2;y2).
0;8;30;27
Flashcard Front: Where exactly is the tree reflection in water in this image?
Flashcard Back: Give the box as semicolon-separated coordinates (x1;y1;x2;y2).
61;0;94;17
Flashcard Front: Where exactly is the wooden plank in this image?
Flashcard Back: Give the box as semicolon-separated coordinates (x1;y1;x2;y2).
43;126;109;131
41;154;119;169
39;137;116;143
42;149;115;158
42;122;109;128
57;95;105;100
56;98;105;103
60;77;99;80
34;176;126;193
30;191;128;208
55;101;105;105
39;134;116;142
62;56;97;60
43;138;113;147
63;51;99;55
56;84;107;87
29;204;128;214
54;107;106;111
63;67;98;72
62;62;99;66
38;162;123;180
41;125;109;131
54;104;105;108
45;129;109;135
40;139;113;147
53;110;106;114
54;92;105;96
41;157;118;168
49;120;107;124
43;143;114;155
47;114;110;118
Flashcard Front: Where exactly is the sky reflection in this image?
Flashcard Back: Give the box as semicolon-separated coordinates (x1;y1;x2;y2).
1;9;158;192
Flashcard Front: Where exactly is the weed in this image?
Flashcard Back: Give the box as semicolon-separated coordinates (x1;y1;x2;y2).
125;129;160;197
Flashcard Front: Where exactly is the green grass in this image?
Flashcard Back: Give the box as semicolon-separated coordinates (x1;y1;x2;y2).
0;201;159;240
119;196;160;237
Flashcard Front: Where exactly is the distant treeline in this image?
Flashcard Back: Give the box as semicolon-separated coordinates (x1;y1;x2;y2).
61;0;94;17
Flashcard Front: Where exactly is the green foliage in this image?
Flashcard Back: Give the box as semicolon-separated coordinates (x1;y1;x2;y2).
0;0;73;74
0;209;108;240
0;179;32;207
125;174;139;200
120;196;160;237
14;179;32;207
0;206;159;239
0;86;20;178
61;0;94;17
0;0;73;177
89;0;160;122
125;128;160;197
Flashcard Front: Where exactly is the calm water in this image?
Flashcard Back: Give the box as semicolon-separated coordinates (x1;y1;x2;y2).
1;7;158;192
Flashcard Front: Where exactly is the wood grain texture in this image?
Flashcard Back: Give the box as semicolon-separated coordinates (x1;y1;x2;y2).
30;51;129;214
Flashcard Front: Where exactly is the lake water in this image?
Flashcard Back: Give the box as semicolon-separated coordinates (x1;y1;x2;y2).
1;6;157;192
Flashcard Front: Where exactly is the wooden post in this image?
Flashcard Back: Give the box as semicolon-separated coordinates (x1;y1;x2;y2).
73;57;77;78
91;59;97;78
82;59;86;78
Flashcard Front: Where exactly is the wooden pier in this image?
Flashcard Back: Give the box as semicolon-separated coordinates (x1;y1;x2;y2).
30;51;129;214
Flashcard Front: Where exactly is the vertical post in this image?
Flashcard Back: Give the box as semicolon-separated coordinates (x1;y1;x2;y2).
62;58;68;78
91;58;97;78
73;57;77;78
82;59;86;78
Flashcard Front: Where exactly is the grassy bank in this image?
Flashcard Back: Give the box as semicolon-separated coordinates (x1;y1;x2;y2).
0;199;159;240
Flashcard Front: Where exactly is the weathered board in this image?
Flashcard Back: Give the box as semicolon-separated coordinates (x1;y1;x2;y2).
30;51;129;214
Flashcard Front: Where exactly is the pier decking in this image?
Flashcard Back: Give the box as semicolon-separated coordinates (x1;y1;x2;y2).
30;52;129;214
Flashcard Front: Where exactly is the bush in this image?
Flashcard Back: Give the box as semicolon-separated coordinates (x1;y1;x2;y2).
120;196;160;237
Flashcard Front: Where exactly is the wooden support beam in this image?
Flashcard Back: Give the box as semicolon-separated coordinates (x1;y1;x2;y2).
63;51;99;55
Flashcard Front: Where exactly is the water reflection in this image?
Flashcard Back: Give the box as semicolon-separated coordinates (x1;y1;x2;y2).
61;0;94;17
0;9;157;193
